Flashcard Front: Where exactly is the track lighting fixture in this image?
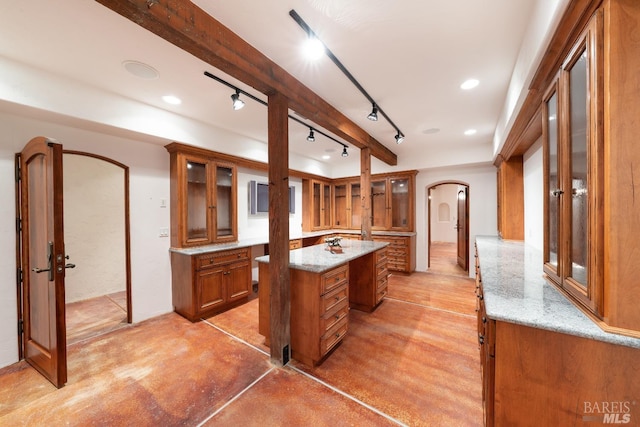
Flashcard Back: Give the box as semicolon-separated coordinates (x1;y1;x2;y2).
290;10;405;144
367;104;378;121
306;128;315;142
205;71;350;159
231;90;245;110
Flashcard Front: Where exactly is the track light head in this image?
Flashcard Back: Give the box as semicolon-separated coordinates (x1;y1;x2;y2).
341;146;349;157
231;90;245;110
306;128;315;142
395;132;405;144
367;104;378;121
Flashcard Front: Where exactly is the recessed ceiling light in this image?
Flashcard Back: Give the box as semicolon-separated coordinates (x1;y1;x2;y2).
322;155;331;160
422;128;440;135
122;60;159;79
303;37;325;60
460;79;479;90
162;95;182;105
464;129;477;136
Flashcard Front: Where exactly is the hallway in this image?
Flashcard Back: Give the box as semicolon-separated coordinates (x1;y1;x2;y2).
0;271;482;426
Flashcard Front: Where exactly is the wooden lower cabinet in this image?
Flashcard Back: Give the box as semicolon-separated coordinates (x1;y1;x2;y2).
259;263;349;366
477;278;639;426
349;248;388;312
373;235;415;273
171;247;251;322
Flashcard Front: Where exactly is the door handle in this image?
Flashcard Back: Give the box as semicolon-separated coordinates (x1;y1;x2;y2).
32;241;54;281
65;263;76;269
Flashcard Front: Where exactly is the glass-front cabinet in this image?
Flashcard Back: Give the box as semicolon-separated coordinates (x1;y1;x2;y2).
333;183;348;228
168;145;238;247
350;182;362;229
371;179;387;229
303;179;332;231
543;11;603;314
371;174;414;231
390;177;410;229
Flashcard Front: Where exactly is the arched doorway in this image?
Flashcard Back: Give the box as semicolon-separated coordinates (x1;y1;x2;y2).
427;182;469;276
63;151;131;344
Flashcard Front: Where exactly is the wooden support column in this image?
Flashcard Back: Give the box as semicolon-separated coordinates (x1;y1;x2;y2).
360;147;372;241
267;92;290;366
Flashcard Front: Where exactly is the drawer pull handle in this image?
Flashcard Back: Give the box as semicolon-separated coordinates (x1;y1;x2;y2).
335;333;341;338
335;296;340;301
335;314;340;320
335;277;340;282
478;334;485;345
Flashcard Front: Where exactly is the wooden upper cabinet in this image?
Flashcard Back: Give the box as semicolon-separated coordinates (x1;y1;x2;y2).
543;9;604;316
167;144;238;247
303;171;416;232
302;179;332;231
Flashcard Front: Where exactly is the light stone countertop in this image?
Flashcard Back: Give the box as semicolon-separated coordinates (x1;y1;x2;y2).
475;236;640;349
169;229;411;255
255;239;388;273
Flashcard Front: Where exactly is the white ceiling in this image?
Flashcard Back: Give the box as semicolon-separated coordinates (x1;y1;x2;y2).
0;0;537;173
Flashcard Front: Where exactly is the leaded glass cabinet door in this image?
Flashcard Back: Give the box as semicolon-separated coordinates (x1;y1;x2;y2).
390;178;410;230
350;182;361;229
543;82;561;283
185;158;211;244
371;179;387;229
214;163;237;242
333;183;347;228
560;13;603;313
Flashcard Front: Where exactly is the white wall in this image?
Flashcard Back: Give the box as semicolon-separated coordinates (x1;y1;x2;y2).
416;164;498;275
523;138;543;251
64;154;126;303
237;168;303;242
493;0;570;156
429;184;459;243
0;111;173;369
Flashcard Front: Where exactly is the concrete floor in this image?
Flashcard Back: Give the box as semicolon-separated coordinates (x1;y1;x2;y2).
0;268;482;426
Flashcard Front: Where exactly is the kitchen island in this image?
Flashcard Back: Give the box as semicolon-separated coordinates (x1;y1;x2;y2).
256;239;389;366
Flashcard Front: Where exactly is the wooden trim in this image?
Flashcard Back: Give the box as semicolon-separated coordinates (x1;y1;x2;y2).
96;0;397;166
14;153;23;359
360;148;372;240
267;92;291;366
497;0;603;163
62;151;133;323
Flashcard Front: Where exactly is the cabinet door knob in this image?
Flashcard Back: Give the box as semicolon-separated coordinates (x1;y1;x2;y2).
551;189;564;197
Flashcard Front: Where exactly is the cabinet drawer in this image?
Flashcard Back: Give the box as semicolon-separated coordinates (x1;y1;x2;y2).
375;249;387;264
321;265;349;294
376;263;388;279
196;248;249;270
377;275;388;291
320;317;348;356
321;284;348;315
376;284;388;304
321;301;349;335
289;239;302;250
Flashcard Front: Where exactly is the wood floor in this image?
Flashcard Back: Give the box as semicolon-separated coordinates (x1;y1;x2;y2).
0;255;482;426
429;241;469;277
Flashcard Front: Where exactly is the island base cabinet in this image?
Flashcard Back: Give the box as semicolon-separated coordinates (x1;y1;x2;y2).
259;263;349;367
349;248;388;312
171;247;251;322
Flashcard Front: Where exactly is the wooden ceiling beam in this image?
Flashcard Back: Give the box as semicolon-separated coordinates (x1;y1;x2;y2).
94;0;398;166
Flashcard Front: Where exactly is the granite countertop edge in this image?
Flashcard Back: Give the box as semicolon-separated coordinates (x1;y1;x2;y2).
169;229;411;255
476;235;640;350
255;240;389;273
